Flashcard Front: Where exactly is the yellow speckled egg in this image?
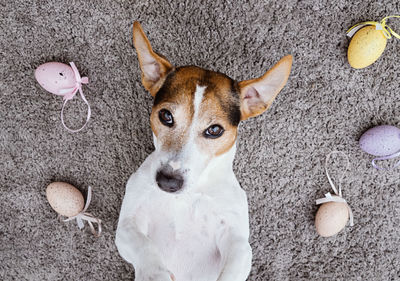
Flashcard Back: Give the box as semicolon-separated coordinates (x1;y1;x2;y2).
348;26;387;69
46;182;84;217
315;200;349;237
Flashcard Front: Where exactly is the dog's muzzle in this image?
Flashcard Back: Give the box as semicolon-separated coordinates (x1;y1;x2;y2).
156;169;184;193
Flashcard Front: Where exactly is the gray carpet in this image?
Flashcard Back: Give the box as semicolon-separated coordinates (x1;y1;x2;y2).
1;0;400;280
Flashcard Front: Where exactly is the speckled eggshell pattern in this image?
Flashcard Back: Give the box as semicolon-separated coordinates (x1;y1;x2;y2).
347;26;387;69
315;201;349;237
46;182;84;217
359;125;400;157
35;62;76;95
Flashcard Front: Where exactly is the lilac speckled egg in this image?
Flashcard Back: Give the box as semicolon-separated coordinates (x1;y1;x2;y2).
360;125;400;157
35;62;76;95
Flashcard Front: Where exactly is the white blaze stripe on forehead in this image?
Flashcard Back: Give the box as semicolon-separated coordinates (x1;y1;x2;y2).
193;85;206;119
186;85;205;149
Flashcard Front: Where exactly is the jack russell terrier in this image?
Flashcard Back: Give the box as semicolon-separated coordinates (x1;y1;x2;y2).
116;22;292;281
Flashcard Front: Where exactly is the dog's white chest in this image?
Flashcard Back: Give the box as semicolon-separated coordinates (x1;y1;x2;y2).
142;193;225;281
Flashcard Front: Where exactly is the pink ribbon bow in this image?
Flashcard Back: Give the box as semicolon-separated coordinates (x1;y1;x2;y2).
59;62;91;133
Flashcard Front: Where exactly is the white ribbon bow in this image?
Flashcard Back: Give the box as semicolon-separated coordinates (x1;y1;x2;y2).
63;186;102;237
315;151;354;227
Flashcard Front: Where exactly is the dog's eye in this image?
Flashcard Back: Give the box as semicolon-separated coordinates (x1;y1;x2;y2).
159;109;174;127
204;125;224;139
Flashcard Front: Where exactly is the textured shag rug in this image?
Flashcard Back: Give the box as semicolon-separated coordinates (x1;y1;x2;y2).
1;0;399;280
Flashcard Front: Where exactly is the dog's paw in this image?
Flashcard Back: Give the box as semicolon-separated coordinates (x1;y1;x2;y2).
115;222;136;263
135;266;175;281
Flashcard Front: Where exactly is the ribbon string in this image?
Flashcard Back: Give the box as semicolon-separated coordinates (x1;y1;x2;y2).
316;151;354;226
371;150;400;170
59;62;91;133
347;15;400;39
63;186;102;237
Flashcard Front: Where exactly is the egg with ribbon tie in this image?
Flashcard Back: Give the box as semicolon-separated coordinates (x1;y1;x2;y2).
46;182;102;237
35;62;77;96
359;125;400;169
347;15;400;69
315;151;354;237
34;61;91;133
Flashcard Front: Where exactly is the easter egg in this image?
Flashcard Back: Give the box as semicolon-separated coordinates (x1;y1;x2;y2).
315;199;349;237
35;62;76;95
46;182;84;217
347;26;387;69
360;125;400;157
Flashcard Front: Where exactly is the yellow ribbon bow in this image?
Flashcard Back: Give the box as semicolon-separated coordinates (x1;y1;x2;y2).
347;15;400;39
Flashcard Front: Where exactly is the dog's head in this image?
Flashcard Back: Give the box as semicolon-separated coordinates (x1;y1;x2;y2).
133;22;292;193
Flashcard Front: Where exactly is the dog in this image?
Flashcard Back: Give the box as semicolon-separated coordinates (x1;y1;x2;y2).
115;22;292;281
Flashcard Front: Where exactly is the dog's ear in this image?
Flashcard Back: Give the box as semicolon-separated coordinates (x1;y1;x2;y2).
133;22;174;96
238;55;292;120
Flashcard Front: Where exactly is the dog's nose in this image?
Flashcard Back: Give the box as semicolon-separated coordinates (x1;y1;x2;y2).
156;170;184;193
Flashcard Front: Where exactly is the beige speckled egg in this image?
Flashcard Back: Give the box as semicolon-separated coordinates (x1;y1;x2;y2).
46;182;84;217
315;200;349;237
347;25;387;69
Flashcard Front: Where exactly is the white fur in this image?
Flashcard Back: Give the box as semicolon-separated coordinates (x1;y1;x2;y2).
193;85;205;114
116;85;252;281
168;160;181;171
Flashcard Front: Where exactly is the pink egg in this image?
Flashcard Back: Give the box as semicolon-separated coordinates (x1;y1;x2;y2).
35;62;76;95
360;125;400;157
